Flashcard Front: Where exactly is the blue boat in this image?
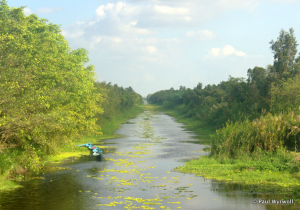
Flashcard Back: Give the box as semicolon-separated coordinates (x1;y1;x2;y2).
92;147;103;156
76;142;96;151
76;143;104;159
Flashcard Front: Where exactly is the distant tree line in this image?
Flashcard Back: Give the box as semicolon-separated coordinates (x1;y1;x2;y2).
148;28;300;128
94;82;143;125
148;28;300;155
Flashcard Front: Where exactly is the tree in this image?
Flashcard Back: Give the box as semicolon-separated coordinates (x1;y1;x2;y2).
247;67;266;84
125;86;134;92
195;82;203;90
0;1;102;156
179;85;186;91
247;66;268;97
269;28;298;79
270;74;300;113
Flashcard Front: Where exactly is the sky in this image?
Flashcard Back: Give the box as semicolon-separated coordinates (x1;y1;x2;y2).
6;0;300;97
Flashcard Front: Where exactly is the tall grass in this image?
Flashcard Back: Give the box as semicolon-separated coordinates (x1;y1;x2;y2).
212;110;300;158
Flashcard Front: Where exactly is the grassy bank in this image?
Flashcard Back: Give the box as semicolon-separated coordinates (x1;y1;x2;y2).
175;151;300;202
175;150;300;187
150;104;300;200
0;104;145;190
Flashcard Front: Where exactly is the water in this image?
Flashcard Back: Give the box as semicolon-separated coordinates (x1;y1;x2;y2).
0;110;297;210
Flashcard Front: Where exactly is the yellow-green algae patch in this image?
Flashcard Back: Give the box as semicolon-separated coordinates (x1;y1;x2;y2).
47;151;88;163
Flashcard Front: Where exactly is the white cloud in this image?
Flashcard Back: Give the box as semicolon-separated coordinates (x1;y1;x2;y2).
205;45;247;58
223;45;236;55
198;30;216;40
23;8;32;16
183;16;192;21
185;29;216;41
143;46;157;54
89;36;123;49
210;48;221;57
154;5;189;15
63;2;150;40
61;29;84;38
96;5;106;18
63;0;264;41
129;21;137;26
36;7;62;14
76;21;84;25
123;26;151;35
235;51;247;56
95;2;141;20
138;0;262;27
135;38;179;45
81;0;292;29
115;2;126;13
112;37;123;44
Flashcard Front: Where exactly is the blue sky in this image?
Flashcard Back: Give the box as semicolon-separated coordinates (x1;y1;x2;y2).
7;0;300;96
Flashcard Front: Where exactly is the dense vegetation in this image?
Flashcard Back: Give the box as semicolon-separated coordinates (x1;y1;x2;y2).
148;28;300;159
94;82;143;125
0;1;143;181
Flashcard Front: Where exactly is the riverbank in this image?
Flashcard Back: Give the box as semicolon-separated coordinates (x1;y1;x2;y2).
52;103;145;160
0;104;145;191
151;104;300;202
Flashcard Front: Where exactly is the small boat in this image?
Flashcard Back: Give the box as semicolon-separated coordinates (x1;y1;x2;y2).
76;142;96;151
92;147;103;156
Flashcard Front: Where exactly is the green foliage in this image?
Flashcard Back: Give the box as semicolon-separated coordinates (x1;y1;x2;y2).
0;1;143;180
270;74;300;113
0;1;103;154
212;111;300;158
148;76;262;129
176;149;300;188
94;82;143;124
269;28;299;79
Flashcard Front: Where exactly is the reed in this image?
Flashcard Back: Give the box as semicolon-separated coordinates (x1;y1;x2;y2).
212;110;300;158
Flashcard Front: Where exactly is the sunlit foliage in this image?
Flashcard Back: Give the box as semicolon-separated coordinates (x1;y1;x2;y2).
0;0;143;176
0;1;102;156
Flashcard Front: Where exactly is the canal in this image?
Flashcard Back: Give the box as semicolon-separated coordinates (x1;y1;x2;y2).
0;108;296;209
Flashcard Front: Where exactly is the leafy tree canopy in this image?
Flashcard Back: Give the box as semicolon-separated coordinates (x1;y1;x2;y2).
0;0;102;154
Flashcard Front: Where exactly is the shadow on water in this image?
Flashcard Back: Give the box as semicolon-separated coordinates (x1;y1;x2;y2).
0;155;106;210
0;109;299;210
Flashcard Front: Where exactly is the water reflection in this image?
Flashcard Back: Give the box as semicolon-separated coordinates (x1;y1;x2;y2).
95;155;104;162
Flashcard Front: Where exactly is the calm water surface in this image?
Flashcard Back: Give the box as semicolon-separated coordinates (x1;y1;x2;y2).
0;110;298;210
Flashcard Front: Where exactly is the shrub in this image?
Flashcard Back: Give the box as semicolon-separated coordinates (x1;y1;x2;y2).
212;111;300;158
